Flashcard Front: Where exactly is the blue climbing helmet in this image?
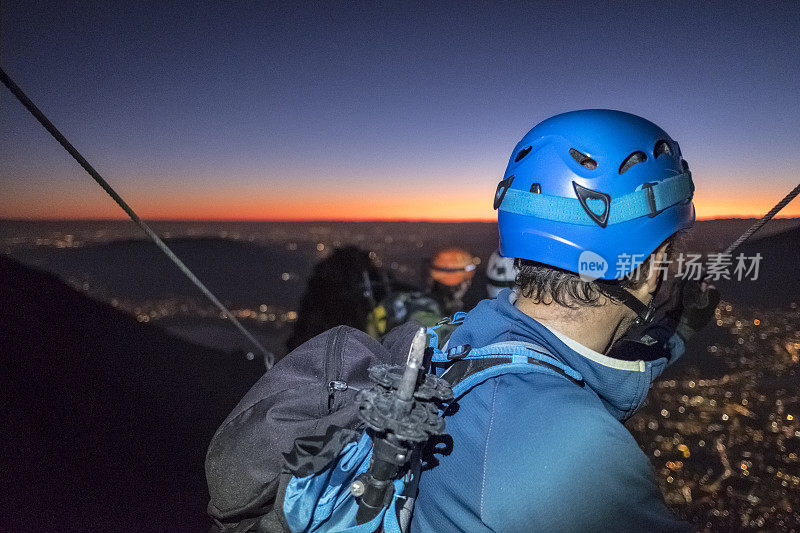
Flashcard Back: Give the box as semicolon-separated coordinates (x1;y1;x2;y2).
495;109;695;280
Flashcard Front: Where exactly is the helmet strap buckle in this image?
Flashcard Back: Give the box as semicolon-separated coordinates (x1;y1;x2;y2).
641;182;662;218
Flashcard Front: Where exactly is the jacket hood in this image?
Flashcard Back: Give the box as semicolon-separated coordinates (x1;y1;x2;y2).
448;289;668;421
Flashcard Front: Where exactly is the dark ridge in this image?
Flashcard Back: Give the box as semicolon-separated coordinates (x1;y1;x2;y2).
8;237;319;307
0;255;264;530
710;225;800;309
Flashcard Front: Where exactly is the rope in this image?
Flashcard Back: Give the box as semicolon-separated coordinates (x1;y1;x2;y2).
0;66;275;368
649;182;800;315
720;183;800;257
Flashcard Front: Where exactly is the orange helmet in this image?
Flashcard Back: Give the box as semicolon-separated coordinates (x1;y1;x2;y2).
429;248;477;286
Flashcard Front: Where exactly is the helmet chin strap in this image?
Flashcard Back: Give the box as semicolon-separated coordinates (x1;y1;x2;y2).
597;282;656;329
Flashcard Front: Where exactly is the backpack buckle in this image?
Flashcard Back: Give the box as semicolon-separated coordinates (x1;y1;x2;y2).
446;344;471;361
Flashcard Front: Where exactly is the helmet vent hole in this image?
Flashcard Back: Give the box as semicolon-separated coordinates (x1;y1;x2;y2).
530;183;541;193
619;151;647;174
515;146;532;162
569;148;597;169
654;140;672;158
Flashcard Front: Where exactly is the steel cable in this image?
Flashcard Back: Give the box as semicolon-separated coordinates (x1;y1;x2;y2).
1;66;274;368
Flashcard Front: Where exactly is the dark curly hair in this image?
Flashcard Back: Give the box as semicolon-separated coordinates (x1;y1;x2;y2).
515;237;676;308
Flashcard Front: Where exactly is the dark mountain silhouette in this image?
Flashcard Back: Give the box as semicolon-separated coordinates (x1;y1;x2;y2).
660;225;799;380
712;225;800;309
6;220;798;308
0;256;264;531
680;218;800;253
9;237;319;308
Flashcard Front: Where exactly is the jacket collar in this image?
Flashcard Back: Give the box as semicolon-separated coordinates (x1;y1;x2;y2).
448;289;667;421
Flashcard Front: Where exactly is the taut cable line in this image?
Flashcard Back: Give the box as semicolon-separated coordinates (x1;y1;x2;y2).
0;66;274;368
719;183;800;258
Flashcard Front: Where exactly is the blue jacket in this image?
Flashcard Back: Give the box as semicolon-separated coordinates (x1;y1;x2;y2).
411;290;692;533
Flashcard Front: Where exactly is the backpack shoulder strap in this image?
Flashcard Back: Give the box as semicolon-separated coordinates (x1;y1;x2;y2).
444;342;584;399
424;312;467;353
424;317;584;402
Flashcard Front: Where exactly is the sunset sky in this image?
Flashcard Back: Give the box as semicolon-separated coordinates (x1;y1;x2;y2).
1;1;799;221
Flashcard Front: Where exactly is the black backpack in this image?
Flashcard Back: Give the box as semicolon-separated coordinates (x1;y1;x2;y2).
205;322;420;531
205;314;584;532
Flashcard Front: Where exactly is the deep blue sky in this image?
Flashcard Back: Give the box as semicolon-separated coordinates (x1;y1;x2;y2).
2;1;799;219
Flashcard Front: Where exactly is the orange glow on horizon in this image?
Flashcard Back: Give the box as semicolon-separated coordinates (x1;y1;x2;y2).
2;179;799;221
4;198;799;221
